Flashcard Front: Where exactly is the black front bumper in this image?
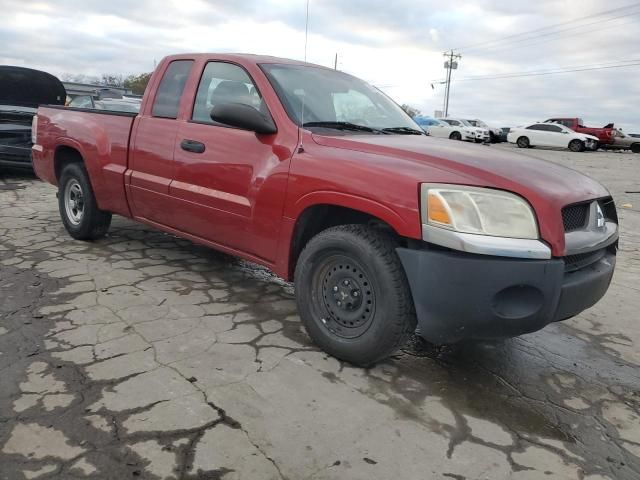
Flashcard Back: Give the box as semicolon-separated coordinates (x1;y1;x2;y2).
397;247;616;344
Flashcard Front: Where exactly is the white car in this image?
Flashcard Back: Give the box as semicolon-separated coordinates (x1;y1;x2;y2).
444;118;490;143
428;118;476;142
467;119;503;143
507;123;599;152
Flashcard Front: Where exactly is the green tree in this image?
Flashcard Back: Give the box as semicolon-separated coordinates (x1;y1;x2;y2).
124;73;153;95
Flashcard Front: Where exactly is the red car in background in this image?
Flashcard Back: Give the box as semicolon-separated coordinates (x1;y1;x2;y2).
545;117;615;147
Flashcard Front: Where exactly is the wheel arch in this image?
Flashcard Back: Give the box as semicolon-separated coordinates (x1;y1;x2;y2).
54;142;86;181
285;194;415;280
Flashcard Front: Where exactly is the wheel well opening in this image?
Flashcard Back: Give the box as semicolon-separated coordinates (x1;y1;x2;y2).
289;204;404;279
54;146;84;181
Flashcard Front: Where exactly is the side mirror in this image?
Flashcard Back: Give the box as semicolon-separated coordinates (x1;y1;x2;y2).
210;102;277;135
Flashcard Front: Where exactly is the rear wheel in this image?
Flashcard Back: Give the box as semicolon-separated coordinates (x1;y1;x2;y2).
569;139;585;152
58;162;111;240
449;131;462;141
516;136;530;148
631;143;640;154
294;225;416;366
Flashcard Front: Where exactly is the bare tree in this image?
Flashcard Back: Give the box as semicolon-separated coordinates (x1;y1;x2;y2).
400;104;421;118
60;73;100;84
100;73;124;87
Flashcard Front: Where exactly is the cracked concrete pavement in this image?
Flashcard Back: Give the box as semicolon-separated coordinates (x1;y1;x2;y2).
0;145;639;479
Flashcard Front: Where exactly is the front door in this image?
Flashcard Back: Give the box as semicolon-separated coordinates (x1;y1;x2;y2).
544;124;567;148
170;61;296;262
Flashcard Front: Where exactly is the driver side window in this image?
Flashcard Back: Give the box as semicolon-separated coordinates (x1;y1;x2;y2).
192;62;263;124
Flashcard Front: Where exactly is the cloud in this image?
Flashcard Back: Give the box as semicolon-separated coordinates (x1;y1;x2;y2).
0;0;638;131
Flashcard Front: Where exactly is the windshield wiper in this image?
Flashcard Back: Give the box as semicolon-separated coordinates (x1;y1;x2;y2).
302;121;387;134
381;127;425;135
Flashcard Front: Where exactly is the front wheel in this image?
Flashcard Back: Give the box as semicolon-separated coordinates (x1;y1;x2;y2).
58;162;112;240
516;136;530;148
449;131;462;141
569;139;585;152
294;225;416;366
631;143;640;154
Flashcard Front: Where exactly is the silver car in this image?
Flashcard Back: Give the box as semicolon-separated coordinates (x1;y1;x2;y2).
605;129;640;153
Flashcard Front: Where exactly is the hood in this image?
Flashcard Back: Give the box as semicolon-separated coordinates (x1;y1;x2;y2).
0;66;66;108
312;133;609;207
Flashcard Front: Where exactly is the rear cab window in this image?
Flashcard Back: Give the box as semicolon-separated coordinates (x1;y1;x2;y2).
151;60;194;119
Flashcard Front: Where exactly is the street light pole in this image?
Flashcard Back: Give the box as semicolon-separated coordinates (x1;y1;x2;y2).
443;50;461;117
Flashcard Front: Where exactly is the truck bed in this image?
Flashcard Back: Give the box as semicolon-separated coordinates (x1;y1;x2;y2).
33;106;137;217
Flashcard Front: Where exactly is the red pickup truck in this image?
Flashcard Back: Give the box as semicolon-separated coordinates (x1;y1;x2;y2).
545;117;615;146
32;54;618;365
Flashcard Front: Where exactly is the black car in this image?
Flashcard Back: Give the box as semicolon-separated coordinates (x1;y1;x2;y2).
0;66;65;169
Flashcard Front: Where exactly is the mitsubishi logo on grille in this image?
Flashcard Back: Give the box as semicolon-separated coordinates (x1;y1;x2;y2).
596;203;605;229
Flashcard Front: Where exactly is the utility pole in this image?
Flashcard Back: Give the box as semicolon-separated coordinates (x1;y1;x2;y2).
442;50;461;117
334;53;338;70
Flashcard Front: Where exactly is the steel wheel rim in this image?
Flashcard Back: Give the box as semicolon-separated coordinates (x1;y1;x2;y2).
64;179;85;226
313;254;376;339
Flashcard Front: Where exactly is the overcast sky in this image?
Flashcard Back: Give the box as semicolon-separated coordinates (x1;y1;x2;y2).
2;0;639;131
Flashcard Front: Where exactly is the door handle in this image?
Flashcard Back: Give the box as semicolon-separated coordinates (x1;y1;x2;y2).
180;139;206;153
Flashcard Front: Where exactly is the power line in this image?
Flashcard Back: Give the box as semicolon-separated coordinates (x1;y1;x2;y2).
464;10;640;55
452;2;640;52
431;58;640;83
451;61;640;82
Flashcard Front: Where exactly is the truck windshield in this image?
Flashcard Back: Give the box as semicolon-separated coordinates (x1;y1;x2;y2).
261;63;419;132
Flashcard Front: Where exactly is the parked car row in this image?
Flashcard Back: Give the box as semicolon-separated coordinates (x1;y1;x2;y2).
414;113;638;154
414;116;496;143
507;122;599;152
508;118;640;153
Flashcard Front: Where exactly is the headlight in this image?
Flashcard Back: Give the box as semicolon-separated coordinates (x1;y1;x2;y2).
421;184;538;239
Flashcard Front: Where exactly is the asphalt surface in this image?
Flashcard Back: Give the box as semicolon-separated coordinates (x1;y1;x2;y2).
0;144;639;480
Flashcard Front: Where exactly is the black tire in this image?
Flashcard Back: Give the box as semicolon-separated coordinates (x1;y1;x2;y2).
58;162;111;240
569;139;585;152
449;131;462;141
631;143;640;154
294;225;416;366
516;136;530;148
